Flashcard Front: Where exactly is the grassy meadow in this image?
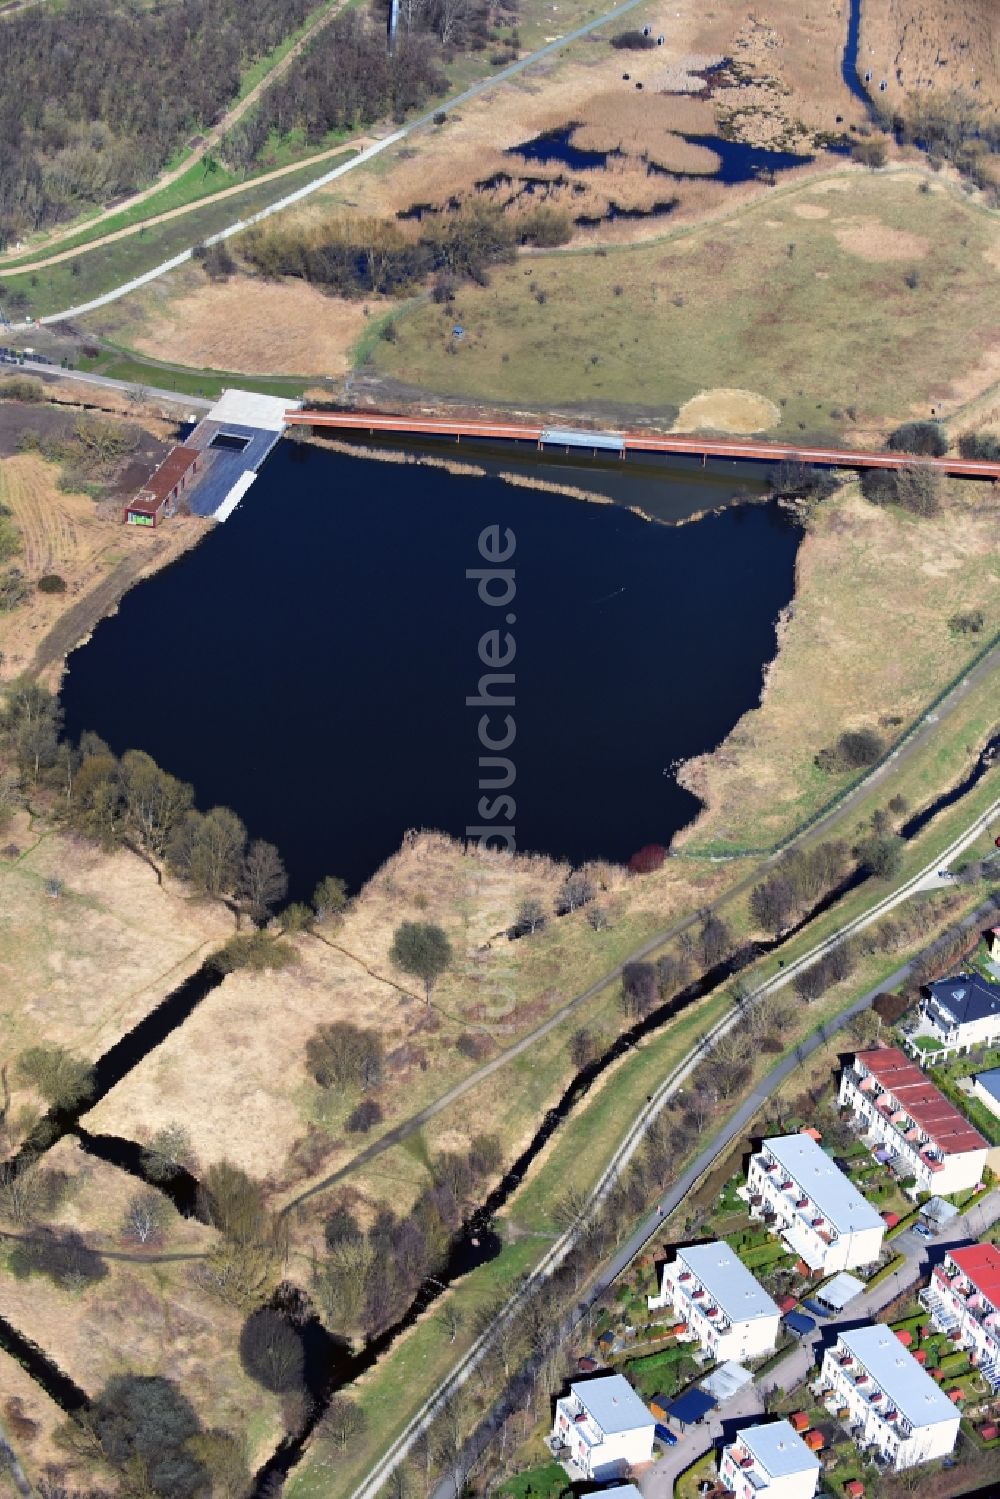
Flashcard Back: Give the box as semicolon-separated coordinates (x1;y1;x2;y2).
369;169;1000;437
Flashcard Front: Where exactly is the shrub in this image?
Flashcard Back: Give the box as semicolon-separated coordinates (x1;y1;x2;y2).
0;376;43;402
306;1021;383;1090
948;609;985;635
239;1307;306;1393
958;431;1000;461
210;932;296;973
16;1043;95;1111
887;421;948;457
628;843;666;874
324;1206;362;1250
346;1098;383;1133
852;137;888;168
815;727;883;774
199;1161;265;1244
455;1031;491;1061
611;29;656;48
36;573;67;593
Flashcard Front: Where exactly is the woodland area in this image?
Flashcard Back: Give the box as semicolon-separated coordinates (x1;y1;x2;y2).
0;0;316;241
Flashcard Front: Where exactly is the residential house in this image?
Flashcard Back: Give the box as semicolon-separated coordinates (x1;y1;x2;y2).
919;974;1000;1055
746;1132;884;1275
551;1375;654;1480
972;1067;1000;1122
838;1046;988;1195
818;1324;960;1470
719;1419;821;1499
920;1243;1000;1391
649;1240;780;1363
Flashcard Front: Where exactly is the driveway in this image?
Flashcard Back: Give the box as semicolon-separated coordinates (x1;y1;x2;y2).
640;1190;1000;1496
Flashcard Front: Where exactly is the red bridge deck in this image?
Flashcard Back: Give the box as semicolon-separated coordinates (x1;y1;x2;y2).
284;409;1000;479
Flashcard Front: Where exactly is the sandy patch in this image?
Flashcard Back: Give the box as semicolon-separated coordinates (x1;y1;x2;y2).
131;277;374;376
676;388;781;434
792;202;830;219
835;221;931;261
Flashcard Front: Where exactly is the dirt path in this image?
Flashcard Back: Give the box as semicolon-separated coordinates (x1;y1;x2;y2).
0;0;352;268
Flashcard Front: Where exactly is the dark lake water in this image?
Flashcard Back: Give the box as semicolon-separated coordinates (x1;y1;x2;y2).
61;442;800;900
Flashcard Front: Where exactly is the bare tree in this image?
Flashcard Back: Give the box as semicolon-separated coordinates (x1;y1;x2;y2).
515;897;545;935
239;839;289;920
121;1191;169;1246
319;1396;367;1452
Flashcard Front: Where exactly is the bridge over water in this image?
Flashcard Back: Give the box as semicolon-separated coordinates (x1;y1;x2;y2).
284;409;1000;480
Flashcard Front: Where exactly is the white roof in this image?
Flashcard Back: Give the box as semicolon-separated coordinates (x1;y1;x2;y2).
700;1362;753;1403
677;1241;779;1324
816;1271;865;1310
838;1325;960;1428
571;1375;652;1434
208;388;300;431
736;1419;821;1478
762;1134;884;1235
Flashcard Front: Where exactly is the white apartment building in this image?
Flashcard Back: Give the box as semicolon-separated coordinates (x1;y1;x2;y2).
551;1375;654;1480
919;974;1000;1056
719;1419;820;1499
920;1243;1000;1391
747;1132;884;1276
838;1045;988;1196
818;1325;960;1470
649;1240;780;1363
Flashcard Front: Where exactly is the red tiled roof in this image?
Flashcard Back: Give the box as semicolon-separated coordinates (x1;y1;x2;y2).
800;1126;822;1141
895;1329;912;1346
790;1411;810;1432
845;1481;865;1498
804;1430;824;1450
778;1294;798;1314
882;1211;900;1228
914;1348;927;1364
854;1046;988;1155
950;1244;1000;1306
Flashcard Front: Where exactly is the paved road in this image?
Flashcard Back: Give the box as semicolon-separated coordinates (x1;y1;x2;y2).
359;800;999;1499
12;359;213;411
643;1188;1000;1496
13;0;656;326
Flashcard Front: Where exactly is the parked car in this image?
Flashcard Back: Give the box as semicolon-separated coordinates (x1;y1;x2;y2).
914;1221;933;1239
654;1423;677;1447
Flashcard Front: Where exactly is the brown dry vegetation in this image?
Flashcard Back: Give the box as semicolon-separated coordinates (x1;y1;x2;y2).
859;0;1000;106
676;477;1000;852
84;829;725;1201
0;450;212;688
0;1138;283;1467
0;819;232;1080
120;270;376;377
0;1352;70;1487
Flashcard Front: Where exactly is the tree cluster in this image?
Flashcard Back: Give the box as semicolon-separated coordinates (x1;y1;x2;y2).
749;839;850;934
792;937;857;1002
887;421;948;458
958;431;1000;461
859;462;942;516
0;0;316;240
10;1225;107;1288
315;1136;500;1337
224;14;446;170
239;199;566;298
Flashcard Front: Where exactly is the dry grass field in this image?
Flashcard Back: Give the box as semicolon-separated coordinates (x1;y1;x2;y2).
0;822;232;1113
0;451;211;687
675;477;1000;853
115;270;375;378
370;169;1000;437
0;1351;71;1489
0;1139;283;1469
859;0;1000;105
84;829;729;1202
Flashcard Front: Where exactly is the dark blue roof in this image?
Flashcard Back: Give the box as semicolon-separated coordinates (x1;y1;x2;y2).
664;1388;716;1426
926;974;1000;1028
784;1310;816;1335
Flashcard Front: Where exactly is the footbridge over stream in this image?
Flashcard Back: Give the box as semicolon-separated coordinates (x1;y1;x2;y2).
282;409;1000;479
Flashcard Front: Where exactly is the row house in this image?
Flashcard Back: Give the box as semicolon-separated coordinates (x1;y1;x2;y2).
838;1046;988;1196
920;1243;1000;1391
818;1325;960;1470
649;1240;780;1363
746;1132;884;1276
719;1419;820;1499
551;1375;654;1480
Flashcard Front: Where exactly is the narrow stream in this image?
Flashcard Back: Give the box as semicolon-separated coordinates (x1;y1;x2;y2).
5;719;996;1484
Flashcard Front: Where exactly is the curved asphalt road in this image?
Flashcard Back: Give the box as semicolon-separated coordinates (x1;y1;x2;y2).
426;889;1000;1499
21;0;654;327
353;800;999;1499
